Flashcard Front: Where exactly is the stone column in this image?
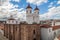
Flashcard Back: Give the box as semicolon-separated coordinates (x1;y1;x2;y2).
19;24;21;40
13;25;15;40
4;24;6;36
4;24;5;36
16;24;20;40
9;24;12;40
8;24;9;38
6;24;9;38
5;24;7;38
28;25;33;40
36;25;41;40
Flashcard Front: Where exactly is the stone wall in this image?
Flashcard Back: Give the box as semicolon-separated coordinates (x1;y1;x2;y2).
4;23;41;40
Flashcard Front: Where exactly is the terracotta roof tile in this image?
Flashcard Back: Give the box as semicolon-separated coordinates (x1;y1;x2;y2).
52;25;60;30
40;24;51;28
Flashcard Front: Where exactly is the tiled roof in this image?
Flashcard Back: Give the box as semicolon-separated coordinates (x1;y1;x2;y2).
8;18;15;20
52;25;60;30
40;24;51;28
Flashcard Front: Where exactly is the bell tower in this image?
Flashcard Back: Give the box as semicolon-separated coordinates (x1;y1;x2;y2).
26;4;32;14
26;4;33;24
33;6;40;24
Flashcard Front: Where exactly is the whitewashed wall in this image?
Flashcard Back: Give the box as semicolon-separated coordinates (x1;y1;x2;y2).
51;21;60;26
6;20;20;24
41;28;54;40
55;22;60;26
26;14;33;24
54;29;60;37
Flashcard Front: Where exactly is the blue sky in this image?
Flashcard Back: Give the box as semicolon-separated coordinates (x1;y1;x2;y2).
10;0;60;14
0;0;60;20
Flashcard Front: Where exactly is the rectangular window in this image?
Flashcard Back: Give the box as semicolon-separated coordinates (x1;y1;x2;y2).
30;10;31;13
49;29;51;32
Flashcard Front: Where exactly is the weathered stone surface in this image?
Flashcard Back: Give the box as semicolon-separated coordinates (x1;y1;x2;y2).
0;30;8;40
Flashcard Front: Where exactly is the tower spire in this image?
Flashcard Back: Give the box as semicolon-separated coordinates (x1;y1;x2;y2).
34;6;39;10
26;3;32;9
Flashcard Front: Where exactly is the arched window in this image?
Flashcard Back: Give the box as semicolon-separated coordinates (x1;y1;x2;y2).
33;30;35;34
12;20;14;23
49;29;51;32
30;10;31;13
33;38;36;40
54;32;56;38
38;12;39;14
26;11;28;13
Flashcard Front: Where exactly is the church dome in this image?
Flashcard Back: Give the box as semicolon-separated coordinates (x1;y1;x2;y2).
8;15;15;20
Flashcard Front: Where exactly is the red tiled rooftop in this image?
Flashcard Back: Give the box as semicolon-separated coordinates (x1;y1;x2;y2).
52;25;60;30
40;24;51;28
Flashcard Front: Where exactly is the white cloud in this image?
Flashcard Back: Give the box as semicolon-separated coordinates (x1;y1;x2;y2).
16;10;26;21
0;0;9;6
1;0;60;21
0;7;26;21
26;0;48;5
0;0;26;21
0;1;13;18
40;6;60;20
57;0;60;4
12;0;20;2
48;2;54;8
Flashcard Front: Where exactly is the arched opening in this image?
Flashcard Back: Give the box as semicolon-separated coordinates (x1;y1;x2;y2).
33;38;36;40
33;30;35;34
